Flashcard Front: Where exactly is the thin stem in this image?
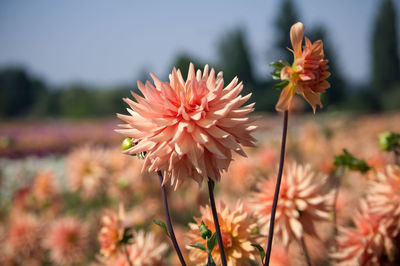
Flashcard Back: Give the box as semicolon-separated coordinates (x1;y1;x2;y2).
157;171;187;266
333;167;344;238
207;179;227;266
300;235;312;266
123;245;133;266
264;110;289;266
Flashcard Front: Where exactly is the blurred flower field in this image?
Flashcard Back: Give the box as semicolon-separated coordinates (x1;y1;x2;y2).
1;111;399;265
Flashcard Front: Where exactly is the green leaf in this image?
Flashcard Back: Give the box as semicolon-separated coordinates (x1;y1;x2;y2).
379;131;400;151
271;69;282;80
120;226;134;244
199;221;212;239
251;243;265;262
190;243;206;252
273;80;289;90
206;233;218;253
153;220;169;237
269;60;288;70
207;253;217;266
334;149;371;174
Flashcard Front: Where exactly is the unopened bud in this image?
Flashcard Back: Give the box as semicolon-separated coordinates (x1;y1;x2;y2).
199;221;212;239
122;137;133;151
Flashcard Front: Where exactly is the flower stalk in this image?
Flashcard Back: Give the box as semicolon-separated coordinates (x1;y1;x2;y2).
300;235;312;266
264;110;289;266
157;171;186;266
207;179;227;266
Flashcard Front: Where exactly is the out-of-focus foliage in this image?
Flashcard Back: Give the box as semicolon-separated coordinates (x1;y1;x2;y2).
371;0;400;109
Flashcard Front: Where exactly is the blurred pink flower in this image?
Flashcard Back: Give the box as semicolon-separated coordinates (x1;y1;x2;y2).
98;205;126;258
127;231;168;266
5;213;44;261
116;63;257;188
250;163;333;247
67;145;109;199
276;22;330;113
187;201;261;265
43;217;89;265
368;165;400;237
331;200;393;265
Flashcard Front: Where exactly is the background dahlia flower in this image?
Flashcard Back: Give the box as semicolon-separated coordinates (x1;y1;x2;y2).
43;217;89;265
367;165;400;237
98;205;126;258
127;230;168;266
4;213;44;261
116;63;257;188
331;200;393;265
67;145;109;199
187;201;261;265
250;163;333;247
276;22;330;113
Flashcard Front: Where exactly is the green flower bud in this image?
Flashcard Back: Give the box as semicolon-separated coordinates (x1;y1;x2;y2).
379;131;400;152
122;137;133;151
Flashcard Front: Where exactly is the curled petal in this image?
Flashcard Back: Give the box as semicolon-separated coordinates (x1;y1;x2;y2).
290;22;305;58
275;84;296;112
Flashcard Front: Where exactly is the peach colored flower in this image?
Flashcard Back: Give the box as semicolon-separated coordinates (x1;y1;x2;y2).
187;201;261;266
43;217;89;265
5;213;44;260
250;163;333;247
331;200;393;265
32;170;59;206
116;63;257;188
67;145;109;199
98;205;126;258
127;231;168;266
276;22;330;113
367;165;400;237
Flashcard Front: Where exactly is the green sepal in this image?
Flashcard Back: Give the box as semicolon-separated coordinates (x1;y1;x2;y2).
251;243;265;262
273;80;290;90
153;219;169;237
190;243;206;252
206;233;217;253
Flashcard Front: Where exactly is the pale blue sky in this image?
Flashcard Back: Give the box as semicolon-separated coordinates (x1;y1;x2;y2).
0;0;399;87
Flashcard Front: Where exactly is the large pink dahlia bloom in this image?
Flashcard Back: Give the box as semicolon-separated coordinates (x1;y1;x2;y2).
116;63;257;188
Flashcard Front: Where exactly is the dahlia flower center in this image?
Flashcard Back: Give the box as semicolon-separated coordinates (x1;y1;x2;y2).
221;230;233;248
177;80;209;112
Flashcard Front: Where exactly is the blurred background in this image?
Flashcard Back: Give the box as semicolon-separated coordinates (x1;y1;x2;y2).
1;1;400;265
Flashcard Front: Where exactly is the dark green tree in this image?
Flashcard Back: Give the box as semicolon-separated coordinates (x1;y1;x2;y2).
217;28;254;87
309;26;346;107
371;0;400;100
0;67;47;117
274;0;299;61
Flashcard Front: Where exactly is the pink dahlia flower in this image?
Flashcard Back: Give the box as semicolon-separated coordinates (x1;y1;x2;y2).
331;200;393;265
250;163;333;247
116;63;257;188
42;217;89;265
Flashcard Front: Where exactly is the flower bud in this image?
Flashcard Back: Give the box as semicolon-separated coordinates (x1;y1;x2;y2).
121;137;133;151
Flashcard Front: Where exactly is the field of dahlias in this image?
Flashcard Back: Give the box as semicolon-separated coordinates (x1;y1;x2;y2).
1;111;400;266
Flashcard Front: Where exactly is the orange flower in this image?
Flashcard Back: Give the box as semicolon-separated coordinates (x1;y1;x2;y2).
187;201;261;265
116;63;256;188
276;22;330;113
98;205;126;258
